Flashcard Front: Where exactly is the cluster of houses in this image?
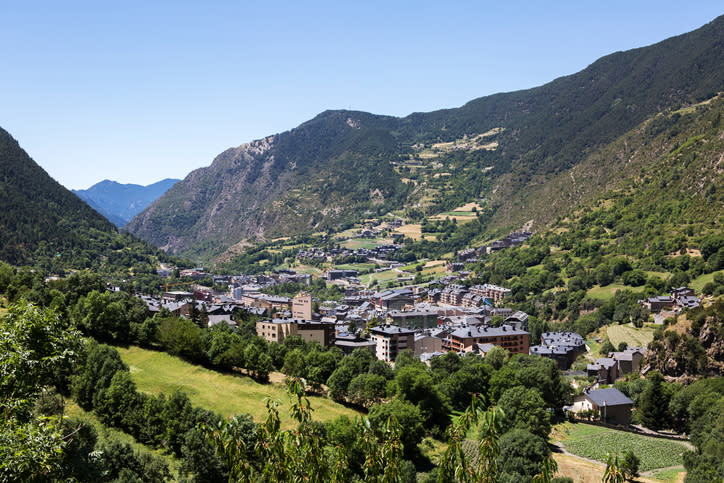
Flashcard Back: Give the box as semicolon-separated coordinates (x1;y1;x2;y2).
639;286;700;314
586;346;646;384
296;244;403;264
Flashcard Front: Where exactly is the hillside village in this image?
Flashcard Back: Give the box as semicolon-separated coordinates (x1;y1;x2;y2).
136;221;707;425
3;12;724;482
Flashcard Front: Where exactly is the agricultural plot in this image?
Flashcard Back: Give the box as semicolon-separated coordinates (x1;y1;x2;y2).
117;346;360;427
606;323;655;348
396;223;422;240
556;422;690;472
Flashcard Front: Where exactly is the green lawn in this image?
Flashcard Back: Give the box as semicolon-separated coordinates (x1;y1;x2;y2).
555;422;690;471
117;346;360;427
649;466;687;482
342;238;382;250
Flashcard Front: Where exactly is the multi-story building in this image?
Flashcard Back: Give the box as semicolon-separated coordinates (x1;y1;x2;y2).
443;324;529;354
292;292;313;320
256;318;335;347
256;319;297;344
469;283;511;302
369;324;416;362
387;310;439;329
440;284;467;305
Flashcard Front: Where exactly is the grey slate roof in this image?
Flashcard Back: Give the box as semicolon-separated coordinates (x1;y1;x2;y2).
449;324;528;339
370;324;415;336
586;388;633;407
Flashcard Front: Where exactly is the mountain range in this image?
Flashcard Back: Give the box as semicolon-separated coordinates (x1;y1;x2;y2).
73;178;180;227
126;14;724;261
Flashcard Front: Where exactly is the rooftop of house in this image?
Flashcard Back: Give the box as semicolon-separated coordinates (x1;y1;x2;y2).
586;388;634;407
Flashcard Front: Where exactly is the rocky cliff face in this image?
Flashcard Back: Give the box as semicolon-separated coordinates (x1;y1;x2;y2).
126;111;408;258
645;301;724;380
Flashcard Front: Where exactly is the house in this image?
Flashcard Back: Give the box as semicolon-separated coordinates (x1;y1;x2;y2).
296;320;337;347
256;318;336;347
671;287;700;310
372;289;415;311
257;319;297;344
587;358;618;384
369;324;415;362
440;284;467;305
640;295;674;312
609;347;646;375
207;314;237;328
571;388;634;426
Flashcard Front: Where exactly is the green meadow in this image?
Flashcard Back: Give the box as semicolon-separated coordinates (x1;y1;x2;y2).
117;346;360;427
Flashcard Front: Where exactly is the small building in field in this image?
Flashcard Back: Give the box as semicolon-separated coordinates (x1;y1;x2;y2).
571;388;633;426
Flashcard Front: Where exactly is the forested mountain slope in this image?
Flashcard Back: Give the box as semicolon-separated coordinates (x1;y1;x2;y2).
73;178;179;227
0;127;115;265
0;127;175;277
127;15;724;259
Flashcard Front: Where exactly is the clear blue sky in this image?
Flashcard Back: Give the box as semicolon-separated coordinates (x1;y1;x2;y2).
2;1;722;190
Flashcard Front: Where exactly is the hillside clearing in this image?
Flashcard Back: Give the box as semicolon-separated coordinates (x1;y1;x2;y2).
587;284;632;301
116;346;360;427
606;323;655;348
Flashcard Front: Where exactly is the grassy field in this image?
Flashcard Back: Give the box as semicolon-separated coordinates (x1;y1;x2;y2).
290;264;324;276
552;453;677;483
360;269;402;287
554;422;690;472
587;284;630;301
341;238;382;250
395;224;422;240
690;270;723;292
334;262;377;273
117;346;360;427
606;323;655;348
